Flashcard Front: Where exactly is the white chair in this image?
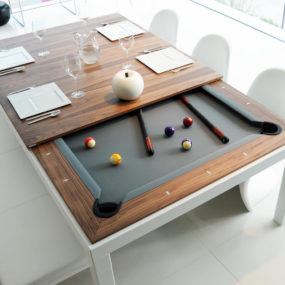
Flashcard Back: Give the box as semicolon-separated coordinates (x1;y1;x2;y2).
149;9;178;46
0;109;88;285
192;34;230;81
239;68;285;210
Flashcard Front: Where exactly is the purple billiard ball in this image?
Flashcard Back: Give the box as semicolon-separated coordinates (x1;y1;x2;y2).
164;126;175;137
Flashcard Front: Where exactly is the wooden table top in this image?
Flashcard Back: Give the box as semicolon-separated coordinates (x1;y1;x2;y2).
0;13;221;147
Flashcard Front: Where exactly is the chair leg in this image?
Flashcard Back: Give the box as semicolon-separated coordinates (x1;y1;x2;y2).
240;162;285;211
274;164;285;225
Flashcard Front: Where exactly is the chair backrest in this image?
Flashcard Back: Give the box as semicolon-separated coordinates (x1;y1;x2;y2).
247;68;285;119
192;34;230;81
149;9;178;46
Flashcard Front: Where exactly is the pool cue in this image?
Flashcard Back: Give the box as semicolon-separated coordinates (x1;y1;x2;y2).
181;95;230;144
137;109;155;155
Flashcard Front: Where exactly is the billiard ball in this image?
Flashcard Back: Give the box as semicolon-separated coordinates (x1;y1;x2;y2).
164;126;175;137
181;139;192;150
183;117;193;128
85;137;96;148
110;153;122;165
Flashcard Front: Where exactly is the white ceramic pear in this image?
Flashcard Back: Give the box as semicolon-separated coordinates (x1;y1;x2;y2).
112;70;144;101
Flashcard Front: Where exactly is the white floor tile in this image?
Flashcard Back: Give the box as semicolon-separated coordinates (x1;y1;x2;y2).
0;148;48;214
0;195;87;285
239;249;285;285
212;220;285;284
158;252;240;285
185;186;279;250
112;215;208;285
0;110;20;154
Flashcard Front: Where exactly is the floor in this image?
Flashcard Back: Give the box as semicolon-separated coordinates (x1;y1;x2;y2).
1;0;285;284
60;185;285;285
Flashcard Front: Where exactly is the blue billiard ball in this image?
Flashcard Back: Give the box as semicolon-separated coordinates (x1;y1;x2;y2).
164;126;175;137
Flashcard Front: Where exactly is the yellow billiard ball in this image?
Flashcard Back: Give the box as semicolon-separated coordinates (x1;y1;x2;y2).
110;153;122;165
182;139;192;150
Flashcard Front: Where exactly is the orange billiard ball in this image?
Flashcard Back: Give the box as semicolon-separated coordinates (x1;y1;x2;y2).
110;153;122;165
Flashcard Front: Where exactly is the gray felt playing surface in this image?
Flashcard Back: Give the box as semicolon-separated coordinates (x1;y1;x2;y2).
55;89;261;204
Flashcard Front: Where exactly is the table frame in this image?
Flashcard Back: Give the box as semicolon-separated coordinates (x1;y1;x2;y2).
2;105;285;285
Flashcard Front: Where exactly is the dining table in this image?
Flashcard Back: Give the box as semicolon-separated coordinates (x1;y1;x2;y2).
0;13;285;285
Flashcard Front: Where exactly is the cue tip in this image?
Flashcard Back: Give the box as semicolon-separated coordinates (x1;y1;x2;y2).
221;136;230;144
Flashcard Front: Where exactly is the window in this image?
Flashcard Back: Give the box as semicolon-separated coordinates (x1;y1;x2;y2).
215;0;285;28
190;0;285;42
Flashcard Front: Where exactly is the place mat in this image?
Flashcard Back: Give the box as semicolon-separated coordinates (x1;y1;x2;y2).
136;47;194;74
7;83;71;119
96;20;145;41
0;46;35;71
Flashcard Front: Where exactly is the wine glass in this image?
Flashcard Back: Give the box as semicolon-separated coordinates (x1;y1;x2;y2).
119;33;134;69
32;19;50;57
65;54;85;99
76;0;89;27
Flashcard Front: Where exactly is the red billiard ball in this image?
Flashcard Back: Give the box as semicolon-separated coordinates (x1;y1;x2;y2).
183;117;193;128
85;137;96;148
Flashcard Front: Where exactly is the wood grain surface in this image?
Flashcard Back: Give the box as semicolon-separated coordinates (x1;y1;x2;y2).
33;80;285;243
0;13;221;147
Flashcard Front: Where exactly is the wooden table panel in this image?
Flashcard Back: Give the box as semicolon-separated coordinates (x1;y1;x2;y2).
0;13;221;147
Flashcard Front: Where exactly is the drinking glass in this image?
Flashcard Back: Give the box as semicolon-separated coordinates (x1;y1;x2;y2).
65;54;85;99
119;33;134;69
32;19;50;57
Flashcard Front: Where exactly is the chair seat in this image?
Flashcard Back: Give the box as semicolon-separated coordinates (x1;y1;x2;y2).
0;192;87;285
0;194;88;285
0;110;88;285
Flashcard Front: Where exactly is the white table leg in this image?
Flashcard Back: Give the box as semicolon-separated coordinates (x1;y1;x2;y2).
90;252;116;285
274;164;285;225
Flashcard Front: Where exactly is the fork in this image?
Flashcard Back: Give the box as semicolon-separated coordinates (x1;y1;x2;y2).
27;110;61;125
25;109;61;121
142;46;167;54
172;64;193;73
0;66;26;76
8;85;35;95
101;20;121;26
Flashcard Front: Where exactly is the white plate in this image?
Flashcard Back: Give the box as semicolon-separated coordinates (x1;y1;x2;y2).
7;83;71;119
97;20;145;41
0;47;35;71
136;47;194;74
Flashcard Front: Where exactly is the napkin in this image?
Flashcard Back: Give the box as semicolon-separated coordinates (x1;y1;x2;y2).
0;46;35;71
97;20;145;41
136;47;194;74
7;82;71;119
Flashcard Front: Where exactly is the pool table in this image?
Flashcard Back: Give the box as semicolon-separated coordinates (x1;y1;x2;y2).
53;85;280;219
1;14;285;285
29;80;285;285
